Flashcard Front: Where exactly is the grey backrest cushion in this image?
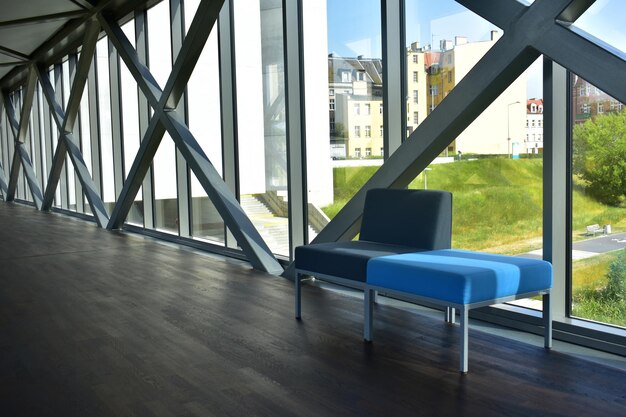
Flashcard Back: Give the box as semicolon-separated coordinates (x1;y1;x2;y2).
359;189;452;250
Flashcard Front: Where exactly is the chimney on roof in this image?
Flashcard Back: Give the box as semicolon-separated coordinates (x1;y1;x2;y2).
455;36;468;46
328;52;334;58
410;41;420;51
357;55;364;60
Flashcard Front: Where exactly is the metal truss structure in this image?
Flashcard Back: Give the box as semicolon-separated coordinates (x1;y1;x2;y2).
0;1;625;348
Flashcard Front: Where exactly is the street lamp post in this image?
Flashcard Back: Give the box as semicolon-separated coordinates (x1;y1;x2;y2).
507;101;520;158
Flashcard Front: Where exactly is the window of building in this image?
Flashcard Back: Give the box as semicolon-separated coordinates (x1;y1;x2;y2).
447;71;452;83
365;147;371;157
413;54;417;63
364;103;371;115
531;103;536;113
598;102;604;113
531;120;535;127
365;125;371;137
413;112;419;125
413;71;418;82
581;103;590;113
329;99;335;111
526;119;529;127
341;71;352;83
538;105;543;113
538;119;542;127
329;89;334;96
354;126;361;137
579;84;586;96
413;90;418;104
380;125;383;137
354;103;360;115
354;147;361;158
429;85;438;96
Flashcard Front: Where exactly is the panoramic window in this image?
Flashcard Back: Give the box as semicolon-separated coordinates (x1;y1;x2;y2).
148;1;178;235
405;1;547;310
184;0;225;245
570;74;626;328
303;0;383;241
233;0;289;255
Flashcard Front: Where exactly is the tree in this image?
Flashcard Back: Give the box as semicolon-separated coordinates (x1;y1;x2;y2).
573;110;626;205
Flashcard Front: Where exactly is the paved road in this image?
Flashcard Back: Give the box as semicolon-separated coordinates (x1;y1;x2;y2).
524;231;626;260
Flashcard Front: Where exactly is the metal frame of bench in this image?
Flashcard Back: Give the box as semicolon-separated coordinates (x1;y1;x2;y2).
363;285;552;373
294;269;367;320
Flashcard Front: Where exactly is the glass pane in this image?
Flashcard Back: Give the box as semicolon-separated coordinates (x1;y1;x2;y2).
148;1;178;235
404;1;546;311
303;0;383;241
405;0;502;140
79;79;93;214
571;0;626;58
185;0;225;244
120;19;144;226
96;38;116;212
234;0;289;255
570;73;626;327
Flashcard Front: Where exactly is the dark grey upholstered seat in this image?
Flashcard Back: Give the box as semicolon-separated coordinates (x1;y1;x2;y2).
294;188;453;318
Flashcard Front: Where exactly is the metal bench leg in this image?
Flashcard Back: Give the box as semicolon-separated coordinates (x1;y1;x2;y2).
445;306;456;324
364;288;374;341
460;306;468;373
543;292;552;349
295;272;302;320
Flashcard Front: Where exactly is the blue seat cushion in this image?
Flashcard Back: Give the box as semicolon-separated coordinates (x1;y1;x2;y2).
366;249;553;305
295;241;423;282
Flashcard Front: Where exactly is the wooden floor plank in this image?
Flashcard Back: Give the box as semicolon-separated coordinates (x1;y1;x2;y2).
1;203;625;416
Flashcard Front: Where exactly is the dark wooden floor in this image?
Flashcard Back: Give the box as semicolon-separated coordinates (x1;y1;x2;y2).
1;203;626;417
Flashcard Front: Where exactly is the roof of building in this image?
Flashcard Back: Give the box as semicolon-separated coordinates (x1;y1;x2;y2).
328;56;382;85
527;98;544;114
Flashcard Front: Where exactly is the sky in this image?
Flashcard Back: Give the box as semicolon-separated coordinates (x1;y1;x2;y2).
326;0;626;99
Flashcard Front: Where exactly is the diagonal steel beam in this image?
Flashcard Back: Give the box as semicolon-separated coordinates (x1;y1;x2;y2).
35;23;110;227
2;69;44;208
101;2;282;274
160;0;223;110
0;162;8;196
6;151;21;201
107;115;166;230
537;23;626;105
299;0;574;252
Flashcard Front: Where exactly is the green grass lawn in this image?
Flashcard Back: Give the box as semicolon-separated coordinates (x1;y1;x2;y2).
572;251;626;327
324;158;626;252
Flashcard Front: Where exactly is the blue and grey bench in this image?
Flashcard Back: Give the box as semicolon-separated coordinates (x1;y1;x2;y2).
365;249;552;373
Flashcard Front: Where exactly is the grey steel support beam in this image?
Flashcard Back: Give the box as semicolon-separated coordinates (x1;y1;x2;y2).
219;0;239;248
101;5;282;274
171;0;190;238
107;115;166;230
68;54;85;214
460;0;626;106
382;0;405;158
6;150;20;200
108;39;125;199
35;20;110;227
283;0;307;260
161;0;224;110
543;59;568;321
2;68;44;208
135;9;154;229
54;64;69;209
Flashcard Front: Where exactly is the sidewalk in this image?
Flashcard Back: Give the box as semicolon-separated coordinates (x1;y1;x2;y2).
524;231;626;260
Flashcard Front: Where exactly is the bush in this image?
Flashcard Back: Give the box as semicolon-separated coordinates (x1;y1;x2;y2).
573;111;626;206
604;250;626;302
